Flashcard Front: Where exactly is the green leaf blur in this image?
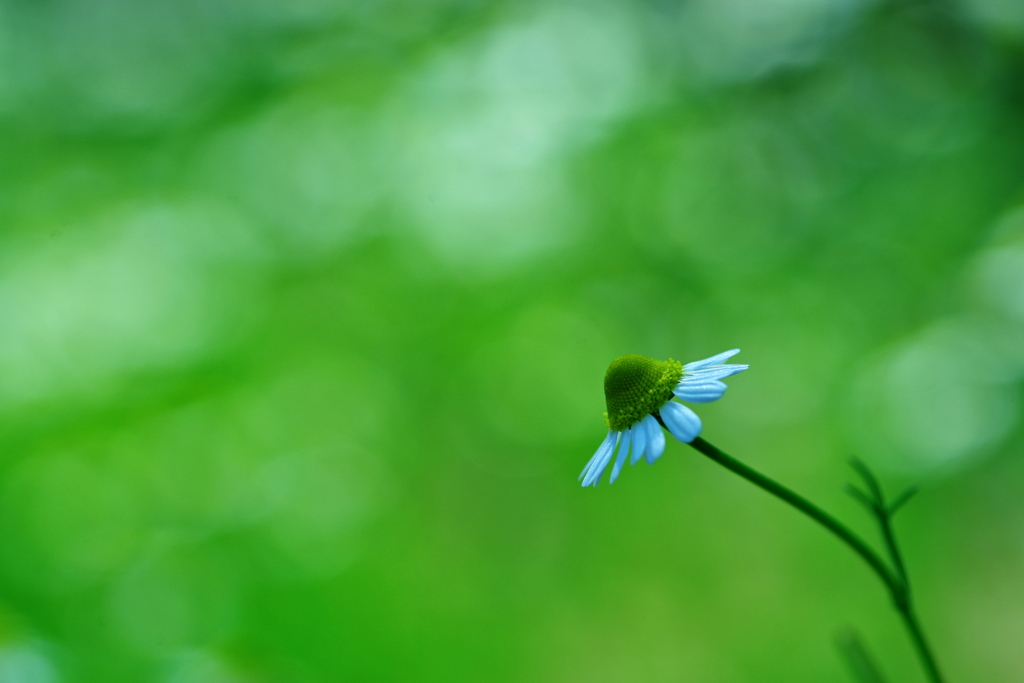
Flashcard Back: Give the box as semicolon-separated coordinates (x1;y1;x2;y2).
1;0;1023;681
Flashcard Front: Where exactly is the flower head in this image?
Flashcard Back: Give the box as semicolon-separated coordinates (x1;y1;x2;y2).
579;349;748;487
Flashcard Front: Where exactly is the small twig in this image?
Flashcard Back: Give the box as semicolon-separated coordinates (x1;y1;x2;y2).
849;458;885;508
849;460;909;589
888;485;920;516
845;484;877;513
837;628;889;683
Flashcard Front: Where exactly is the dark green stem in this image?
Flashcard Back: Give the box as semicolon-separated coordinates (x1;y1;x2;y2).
688;437;898;595
688;437;946;683
852;463;944;683
880;507;908;587
851;460;909;588
900;602;945;683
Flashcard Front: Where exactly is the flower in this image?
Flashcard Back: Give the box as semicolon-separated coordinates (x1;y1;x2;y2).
579;349;748;487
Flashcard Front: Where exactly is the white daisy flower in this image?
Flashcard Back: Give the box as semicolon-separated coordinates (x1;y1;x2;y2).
579;349;748;487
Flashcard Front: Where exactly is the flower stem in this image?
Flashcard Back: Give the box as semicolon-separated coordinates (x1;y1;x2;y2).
687;436;946;683
687;437;897;594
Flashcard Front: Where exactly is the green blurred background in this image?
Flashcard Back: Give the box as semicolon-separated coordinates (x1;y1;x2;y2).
1;0;1023;681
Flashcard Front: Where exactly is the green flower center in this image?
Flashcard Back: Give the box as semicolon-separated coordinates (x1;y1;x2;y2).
604;354;682;431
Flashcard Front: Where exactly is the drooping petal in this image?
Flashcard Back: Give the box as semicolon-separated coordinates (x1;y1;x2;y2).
673;379;728;403
661;401;702;443
683;349;741;371
682;364;749;381
643;413;665;464
609;429;631;484
630;419;647;465
580;431;618;486
582;442;616;487
579;431;613;480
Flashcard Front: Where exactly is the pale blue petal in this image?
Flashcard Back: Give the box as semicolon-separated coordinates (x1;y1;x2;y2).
661;401;702;443
609;429;631;484
579;431;614;480
643;413;665;464
585;435;618;486
581;431;618;486
684;349;741;371
683;364;749;381
582;444;615;486
630;420;647;465
673;379;728;403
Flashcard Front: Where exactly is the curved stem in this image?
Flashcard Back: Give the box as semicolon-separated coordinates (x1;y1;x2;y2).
688;437;946;683
687;437;899;595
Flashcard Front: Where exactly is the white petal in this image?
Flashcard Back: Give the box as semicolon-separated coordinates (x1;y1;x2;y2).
673;379;728;403
630;419;647;465
661;401;702;443
684;349;741;371
581;431;618;486
609;429;631;484
682;364;749;381
643;414;665;464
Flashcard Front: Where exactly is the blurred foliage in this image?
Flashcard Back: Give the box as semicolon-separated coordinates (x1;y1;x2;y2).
1;0;1024;681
